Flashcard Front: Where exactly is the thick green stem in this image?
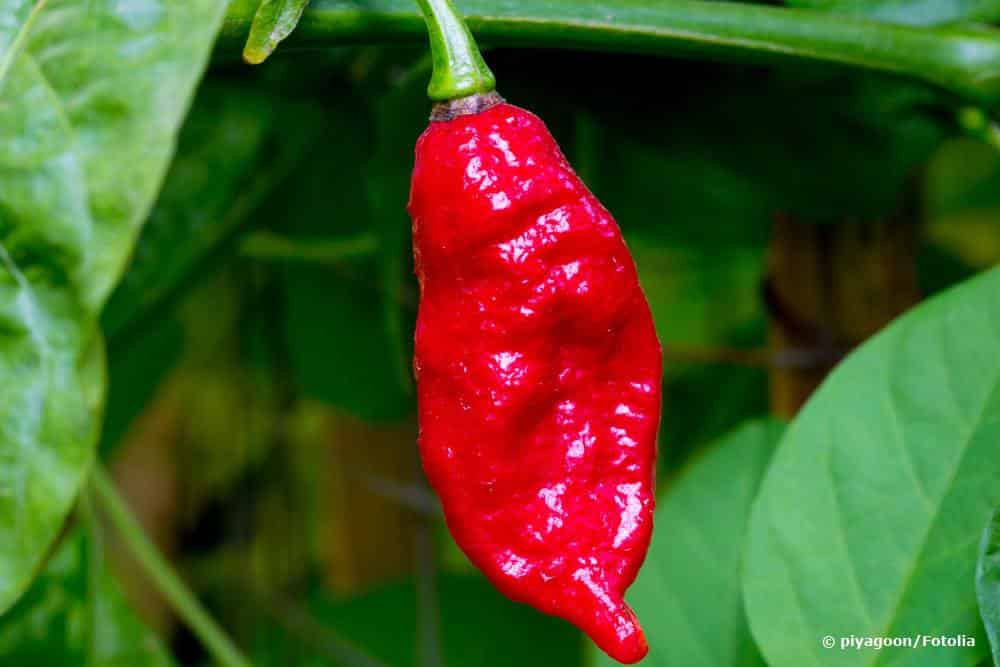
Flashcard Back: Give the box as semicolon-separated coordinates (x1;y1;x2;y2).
90;466;251;667
219;0;1000;109
412;0;495;100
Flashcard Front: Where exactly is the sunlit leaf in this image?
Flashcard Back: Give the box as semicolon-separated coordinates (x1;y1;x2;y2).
744;267;1000;666
0;0;226;612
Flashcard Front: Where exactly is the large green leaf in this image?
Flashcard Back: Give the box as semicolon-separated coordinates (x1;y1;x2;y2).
0;529;173;665
593;420;784;667
977;505;1000;666
220;0;1000;108
0;0;226;613
744;266;1000;667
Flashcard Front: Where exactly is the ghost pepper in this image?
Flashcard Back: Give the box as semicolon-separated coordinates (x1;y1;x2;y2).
408;1;662;663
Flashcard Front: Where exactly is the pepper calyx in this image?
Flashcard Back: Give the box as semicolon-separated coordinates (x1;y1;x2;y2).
430;90;504;121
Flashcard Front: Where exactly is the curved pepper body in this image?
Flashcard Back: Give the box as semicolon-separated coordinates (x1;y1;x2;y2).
408;101;661;664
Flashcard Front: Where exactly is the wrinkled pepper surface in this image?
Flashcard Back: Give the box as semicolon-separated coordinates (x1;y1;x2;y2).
408;1;662;663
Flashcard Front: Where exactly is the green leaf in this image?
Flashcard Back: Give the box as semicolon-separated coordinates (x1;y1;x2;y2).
977;506;1000;666
220;0;1000;108
743;266;1000;667
243;0;312;64
0;0;226;613
785;0;1000;25
0;530;173;666
593;420;784;667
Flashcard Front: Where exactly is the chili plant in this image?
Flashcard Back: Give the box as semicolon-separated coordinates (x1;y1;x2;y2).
0;0;999;666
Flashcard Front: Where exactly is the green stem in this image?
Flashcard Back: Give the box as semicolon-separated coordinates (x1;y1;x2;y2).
412;0;494;100
219;0;1000;108
241;230;378;263
0;0;47;89
90;466;251;667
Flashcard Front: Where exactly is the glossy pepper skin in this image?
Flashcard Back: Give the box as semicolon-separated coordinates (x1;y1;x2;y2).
408;95;662;664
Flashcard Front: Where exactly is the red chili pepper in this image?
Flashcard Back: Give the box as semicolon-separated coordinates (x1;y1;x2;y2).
408;2;661;663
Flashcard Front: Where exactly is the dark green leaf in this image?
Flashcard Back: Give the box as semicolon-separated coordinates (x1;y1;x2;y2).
744;267;1000;666
0;530;173;666
243;0;312;64
0;0;226;613
594;420;784;667
977;505;1000;666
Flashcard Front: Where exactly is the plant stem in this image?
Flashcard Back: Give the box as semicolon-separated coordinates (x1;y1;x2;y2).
0;0;47;88
240;230;378;263
90;466;251;667
219;0;1000;108
412;0;494;100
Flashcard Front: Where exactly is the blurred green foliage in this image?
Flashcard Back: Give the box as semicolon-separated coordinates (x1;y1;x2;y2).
0;530;173;666
254;575;583;667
